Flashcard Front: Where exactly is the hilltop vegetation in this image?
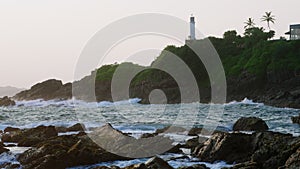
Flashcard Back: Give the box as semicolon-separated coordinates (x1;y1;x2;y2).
95;27;300;85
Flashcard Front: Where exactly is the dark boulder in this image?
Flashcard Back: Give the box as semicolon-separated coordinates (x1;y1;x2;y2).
55;123;86;133
194;132;254;163
193;131;298;169
177;164;209;169
291;114;300;124
233;117;269;131
283;147;300;169
89;124;176;158
0;96;15;107
17;133;130;169
1;125;57;146
144;156;173;169
4;127;21;133
0;142;9;154
250;132;296;169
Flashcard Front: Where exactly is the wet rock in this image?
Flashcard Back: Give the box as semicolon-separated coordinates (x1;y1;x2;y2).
55;123;86;133
250;132;295;169
0;96;15;107
0;162;20;169
145;156;173;169
177;164;209;169
67;123;86;132
233;117;269;131
283;147;300;169
194;131;298;169
194;132;254;163
89;124;176;158
188;127;227;136
222;161;258;169
0;143;9;154
122;163;147;169
18;134;130;169
1;125;58;146
291;114;300;124
4;127;21;133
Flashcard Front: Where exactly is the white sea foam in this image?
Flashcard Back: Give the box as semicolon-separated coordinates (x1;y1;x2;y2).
15;98;141;108
226;98;264;106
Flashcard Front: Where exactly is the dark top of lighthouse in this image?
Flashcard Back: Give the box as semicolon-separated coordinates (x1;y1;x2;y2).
190;16;195;23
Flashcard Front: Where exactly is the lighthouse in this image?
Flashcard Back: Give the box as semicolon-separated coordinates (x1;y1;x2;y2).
189;15;196;40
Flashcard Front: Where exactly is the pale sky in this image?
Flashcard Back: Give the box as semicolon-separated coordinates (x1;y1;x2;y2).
0;0;299;88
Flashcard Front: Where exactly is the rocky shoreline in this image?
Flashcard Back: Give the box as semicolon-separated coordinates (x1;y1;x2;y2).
0;117;299;169
2;73;299;109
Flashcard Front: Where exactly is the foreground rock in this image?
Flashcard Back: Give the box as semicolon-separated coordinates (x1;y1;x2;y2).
283;146;300;169
291;114;300;124
233;117;269;131
0;142;9;154
1;125;58;146
194;131;299;169
89;124;179;158
17;124;180;169
18;134;129;169
55;123;86;133
0;96;16;107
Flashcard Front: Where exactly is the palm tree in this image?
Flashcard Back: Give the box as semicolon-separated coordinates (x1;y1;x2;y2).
261;11;275;30
244;18;255;29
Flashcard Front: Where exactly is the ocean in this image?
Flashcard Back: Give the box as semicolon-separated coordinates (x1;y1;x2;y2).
0;98;299;168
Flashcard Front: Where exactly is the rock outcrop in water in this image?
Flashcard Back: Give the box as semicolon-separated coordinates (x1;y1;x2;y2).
233;117;269;131
194;131;299;169
0;118;299;169
0;96;16;107
292;114;300;124
1;125;58;146
13;79;72;101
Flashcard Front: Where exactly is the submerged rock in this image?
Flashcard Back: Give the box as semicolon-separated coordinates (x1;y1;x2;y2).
291;114;300;124
0;96;15;107
1;125;58;146
233;117;269;131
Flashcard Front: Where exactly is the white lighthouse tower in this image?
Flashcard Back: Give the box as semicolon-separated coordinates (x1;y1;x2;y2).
189;15;196;40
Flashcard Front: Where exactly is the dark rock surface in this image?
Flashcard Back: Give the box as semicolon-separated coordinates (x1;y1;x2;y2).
55;123;86;133
0;96;16;107
194;131;299;169
291;114;300;124
13;79;72;101
283;147;300;169
17;134;129;169
194;132;254;163
1;125;58;146
0;142;9;154
89;124;177;158
233;117;269;131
